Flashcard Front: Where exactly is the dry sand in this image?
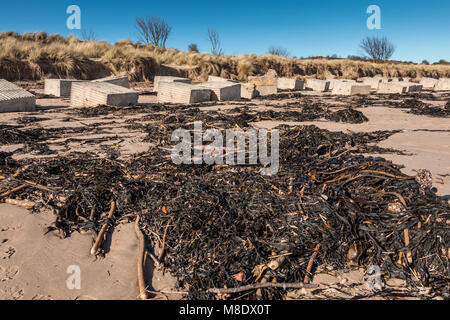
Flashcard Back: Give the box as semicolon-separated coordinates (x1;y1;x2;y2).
0;88;449;299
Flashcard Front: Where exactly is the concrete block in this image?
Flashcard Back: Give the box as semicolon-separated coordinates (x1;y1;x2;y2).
433;78;450;91
70;82;139;107
305;79;330;92
153;76;192;92
93;75;130;88
377;82;408;94
405;83;423;92
420;77;439;89
247;76;278;87
44;79;84;97
0;79;36;113
332;82;371;95
207;76;240;83
255;85;278;96
157;82;211;104
277;78;304;90
197;81;241;101
241;84;258;99
327;79;356;91
362;78;382;90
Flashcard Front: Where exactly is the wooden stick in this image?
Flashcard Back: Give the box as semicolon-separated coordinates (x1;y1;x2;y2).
0;184;27;198
90;200;116;256
4;198;35;208
208;282;318;294
158;219;171;261
404;229;413;264
304;244;321;284
135;216;148;300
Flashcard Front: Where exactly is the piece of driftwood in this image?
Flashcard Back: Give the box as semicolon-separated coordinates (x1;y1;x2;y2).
90;200;116;256
135;216;148;300
207;282;318;294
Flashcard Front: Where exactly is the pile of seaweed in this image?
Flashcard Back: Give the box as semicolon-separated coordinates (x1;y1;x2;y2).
1;119;448;300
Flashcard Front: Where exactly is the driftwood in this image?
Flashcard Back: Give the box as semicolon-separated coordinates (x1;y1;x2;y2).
207;282;318;294
135;216;148;300
4;198;35;208
0;184;27;198
90;200;116;256
304;244;321;284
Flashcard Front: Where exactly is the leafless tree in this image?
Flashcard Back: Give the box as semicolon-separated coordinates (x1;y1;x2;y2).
360;36;395;61
135;16;172;48
208;29;223;55
81;29;97;41
268;46;289;57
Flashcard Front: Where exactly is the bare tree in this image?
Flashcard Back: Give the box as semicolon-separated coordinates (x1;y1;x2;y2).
81;29;97;41
135;16;172;48
360;36;395;61
208;29;222;55
268;46;289;57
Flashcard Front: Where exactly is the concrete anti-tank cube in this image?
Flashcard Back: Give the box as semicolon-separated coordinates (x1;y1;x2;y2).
157;82;211;104
420;77;439;90
247;76;278;87
44;79;85;97
361;78;382;90
277;78;304;90
306;79;330;92
153;76;192;92
327;79;356;91
207;76;240;84
332;82;371;95
0;79;36;113
255;85;277;96
93;75;130;88
70;82;138;107
433;78;450;91
197;81;241;101
377;82;408;94
241;84;258;99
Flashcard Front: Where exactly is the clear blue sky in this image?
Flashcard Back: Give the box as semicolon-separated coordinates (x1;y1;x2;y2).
1;0;449;63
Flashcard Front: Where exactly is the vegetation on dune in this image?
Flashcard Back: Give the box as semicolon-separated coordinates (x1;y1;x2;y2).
1;31;450;82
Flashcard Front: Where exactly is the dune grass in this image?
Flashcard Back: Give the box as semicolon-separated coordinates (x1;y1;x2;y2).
1;32;450;81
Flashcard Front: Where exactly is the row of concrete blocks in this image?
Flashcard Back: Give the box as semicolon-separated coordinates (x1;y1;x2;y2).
305;78;427;95
154;76;308;104
0;79;36;113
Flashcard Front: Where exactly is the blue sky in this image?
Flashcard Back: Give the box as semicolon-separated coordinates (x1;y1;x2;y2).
1;0;449;63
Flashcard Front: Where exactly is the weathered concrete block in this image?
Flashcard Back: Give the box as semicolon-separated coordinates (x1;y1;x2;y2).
71;82;138;107
306;79;330;92
277;78;304;90
332;82;371;95
420;77;439;89
44;79;84;97
377;82;408;94
247;76;278;87
405;83;423;92
197;81;241;101
361;78;382;90
207;76;240;83
93;75;130;88
153;76;192;92
433;78;450;91
255;85;277;96
327;79;356;91
157;82;211;104
0;79;36;113
241;84;258;99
